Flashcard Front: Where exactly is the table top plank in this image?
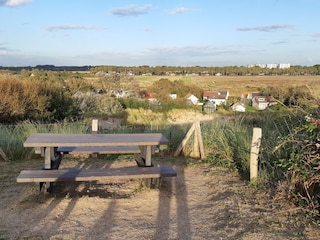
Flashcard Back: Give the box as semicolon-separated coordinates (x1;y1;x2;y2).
24;133;169;148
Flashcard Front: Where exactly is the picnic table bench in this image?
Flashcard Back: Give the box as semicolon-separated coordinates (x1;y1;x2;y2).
17;133;176;192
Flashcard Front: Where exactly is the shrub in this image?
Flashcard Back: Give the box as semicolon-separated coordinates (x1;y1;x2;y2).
273;114;320;212
0;76;48;123
74;92;124;117
0;76;81;123
44;86;81;121
119;98;150;110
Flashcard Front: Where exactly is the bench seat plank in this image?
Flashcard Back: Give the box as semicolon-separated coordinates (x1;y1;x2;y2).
17;166;177;183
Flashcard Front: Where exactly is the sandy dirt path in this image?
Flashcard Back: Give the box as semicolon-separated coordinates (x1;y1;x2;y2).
0;157;319;240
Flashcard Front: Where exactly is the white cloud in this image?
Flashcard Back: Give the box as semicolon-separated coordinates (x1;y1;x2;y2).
167;7;193;15
311;33;320;38
44;25;106;32
110;4;152;16
0;0;32;7
237;24;294;32
0;42;9;55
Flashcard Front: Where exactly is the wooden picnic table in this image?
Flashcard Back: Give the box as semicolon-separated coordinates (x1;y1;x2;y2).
19;133;176;192
24;133;169;169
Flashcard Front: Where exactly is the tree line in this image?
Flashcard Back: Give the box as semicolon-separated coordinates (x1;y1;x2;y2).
2;64;320;76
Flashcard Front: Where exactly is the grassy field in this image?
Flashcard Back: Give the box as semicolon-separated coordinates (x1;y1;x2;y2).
134;75;320;97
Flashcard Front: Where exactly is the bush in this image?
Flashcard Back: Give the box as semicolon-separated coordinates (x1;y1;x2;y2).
273;114;320;211
0;76;81;123
0;77;48;122
44;86;81;121
119;98;150;110
74;92;124;117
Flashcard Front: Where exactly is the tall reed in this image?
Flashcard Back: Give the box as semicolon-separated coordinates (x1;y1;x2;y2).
201;116;252;174
0;120;90;161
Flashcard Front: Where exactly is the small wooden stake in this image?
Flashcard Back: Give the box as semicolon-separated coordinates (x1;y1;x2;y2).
195;121;206;160
174;123;195;157
0;147;9;162
250;127;262;181
191;125;200;158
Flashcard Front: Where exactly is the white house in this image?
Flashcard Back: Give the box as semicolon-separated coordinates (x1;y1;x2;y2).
279;63;291;69
252;96;278;110
231;103;246;112
184;93;199;105
203;91;228;105
169;94;177;100
241;92;262;105
203;90;229;105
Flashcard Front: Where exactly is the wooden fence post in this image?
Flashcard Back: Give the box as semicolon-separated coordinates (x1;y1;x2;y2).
250;127;262;181
195;121;206;160
91;119;99;158
191;124;200;158
92;119;98;134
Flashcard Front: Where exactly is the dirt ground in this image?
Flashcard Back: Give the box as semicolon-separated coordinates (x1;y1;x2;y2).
1;155;320;240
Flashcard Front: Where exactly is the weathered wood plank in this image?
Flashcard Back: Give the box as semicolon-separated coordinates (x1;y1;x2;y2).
17;166;177;183
174;123;195;157
24;133;169;148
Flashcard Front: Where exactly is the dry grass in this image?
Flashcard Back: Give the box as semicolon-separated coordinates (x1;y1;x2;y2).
134;75;320;97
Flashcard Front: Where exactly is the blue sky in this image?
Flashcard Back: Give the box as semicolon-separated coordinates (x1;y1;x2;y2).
1;0;320;67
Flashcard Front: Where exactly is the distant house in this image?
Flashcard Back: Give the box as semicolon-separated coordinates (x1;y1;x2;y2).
141;91;157;102
231;103;246;112
111;89;133;98
185;73;199;77
252;96;278;110
203;100;216;113
241;92;263;105
184;93;199;105
169;94;177;100
203;90;229;105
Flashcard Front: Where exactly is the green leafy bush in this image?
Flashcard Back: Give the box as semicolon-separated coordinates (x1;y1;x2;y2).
273;114;320;211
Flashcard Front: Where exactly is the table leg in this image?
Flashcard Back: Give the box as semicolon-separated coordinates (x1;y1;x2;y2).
44;147;54;169
140;145;153;187
42;147;55;193
139;146;152;167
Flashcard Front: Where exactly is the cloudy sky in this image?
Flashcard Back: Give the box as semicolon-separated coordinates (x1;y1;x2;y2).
1;0;319;67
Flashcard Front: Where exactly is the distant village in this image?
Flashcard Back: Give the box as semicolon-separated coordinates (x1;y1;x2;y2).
183;90;277;113
92;69;280;113
109;88;277;113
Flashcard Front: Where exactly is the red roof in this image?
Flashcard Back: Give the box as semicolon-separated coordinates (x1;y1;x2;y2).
203;91;218;98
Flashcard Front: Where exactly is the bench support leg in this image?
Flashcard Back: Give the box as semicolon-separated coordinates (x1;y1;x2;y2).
40;148;61;193
39;182;54;193
144;178;160;188
135;146;153;167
